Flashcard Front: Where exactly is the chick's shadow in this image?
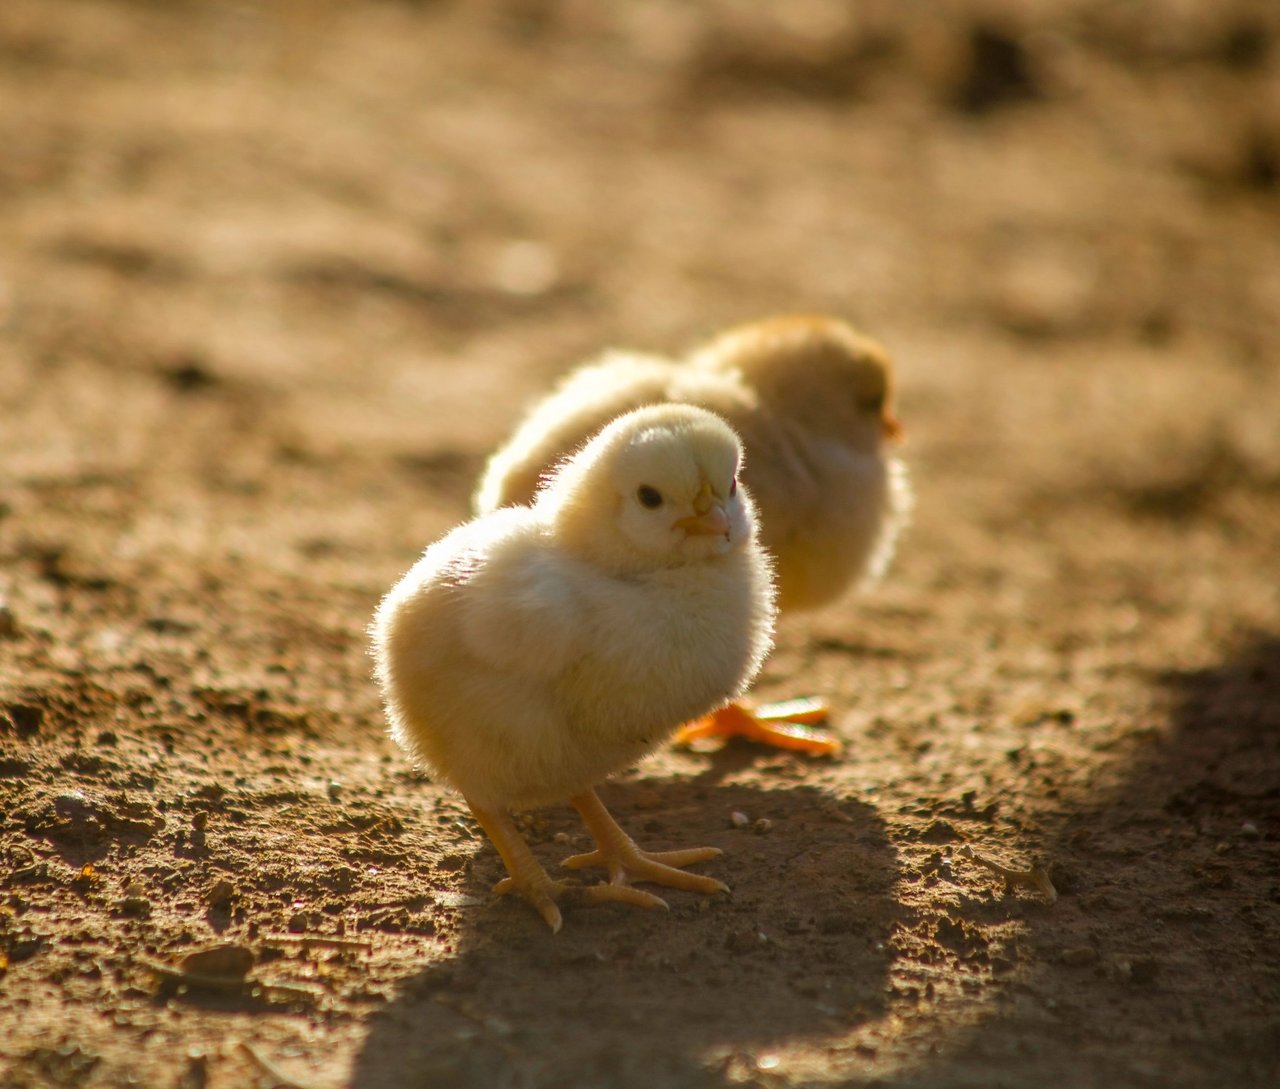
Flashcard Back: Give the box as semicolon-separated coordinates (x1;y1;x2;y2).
352;773;900;1089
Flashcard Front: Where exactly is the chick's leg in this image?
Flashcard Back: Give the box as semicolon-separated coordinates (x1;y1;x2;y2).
671;697;841;756
465;798;665;934
562;788;729;896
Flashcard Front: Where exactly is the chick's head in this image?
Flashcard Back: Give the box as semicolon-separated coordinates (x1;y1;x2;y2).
695;314;902;454
542;404;754;573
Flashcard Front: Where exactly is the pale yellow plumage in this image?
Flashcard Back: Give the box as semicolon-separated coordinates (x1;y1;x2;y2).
473;315;911;754
371;404;775;930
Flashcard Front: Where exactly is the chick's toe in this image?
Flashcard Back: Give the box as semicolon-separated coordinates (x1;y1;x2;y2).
561;789;730;896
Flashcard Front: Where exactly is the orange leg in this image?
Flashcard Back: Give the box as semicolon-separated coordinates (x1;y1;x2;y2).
561;787;729;896
466;797;665;933
671;697;841;756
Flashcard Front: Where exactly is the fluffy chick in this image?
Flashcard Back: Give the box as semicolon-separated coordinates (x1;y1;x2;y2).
371;404;775;931
474;314;910;754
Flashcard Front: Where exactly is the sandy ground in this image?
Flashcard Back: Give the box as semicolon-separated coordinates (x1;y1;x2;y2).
2;2;1279;1087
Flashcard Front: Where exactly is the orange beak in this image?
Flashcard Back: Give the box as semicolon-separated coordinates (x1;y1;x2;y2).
675;505;731;539
675;481;731;539
882;409;905;443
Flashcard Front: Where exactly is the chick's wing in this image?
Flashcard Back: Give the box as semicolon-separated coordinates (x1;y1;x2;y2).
451;517;585;682
474;352;679;513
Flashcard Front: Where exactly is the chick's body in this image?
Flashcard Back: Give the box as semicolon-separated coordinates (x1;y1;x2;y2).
372;404;774;930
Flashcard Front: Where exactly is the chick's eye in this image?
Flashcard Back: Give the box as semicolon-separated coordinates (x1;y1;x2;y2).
636;485;663;509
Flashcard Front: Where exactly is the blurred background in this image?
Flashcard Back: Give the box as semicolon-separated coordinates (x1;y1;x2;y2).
1;2;1278;1088
3;0;1278;479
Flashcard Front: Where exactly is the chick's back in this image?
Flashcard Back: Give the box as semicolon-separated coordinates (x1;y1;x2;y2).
473;351;757;514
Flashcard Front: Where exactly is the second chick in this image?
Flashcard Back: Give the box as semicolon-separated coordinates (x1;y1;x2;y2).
474;314;911;754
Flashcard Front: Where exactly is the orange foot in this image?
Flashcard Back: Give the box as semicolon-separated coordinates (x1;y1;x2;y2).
561;788;729;898
671;697;841;756
469;798;667;933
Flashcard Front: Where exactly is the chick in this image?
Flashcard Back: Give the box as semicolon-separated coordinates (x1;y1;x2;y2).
474;314;910;755
372;404;775;931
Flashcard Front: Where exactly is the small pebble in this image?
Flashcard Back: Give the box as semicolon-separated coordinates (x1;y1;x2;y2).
206;878;236;907
119;896;151;918
729;811;750;829
752;818;773;835
1240;821;1260;839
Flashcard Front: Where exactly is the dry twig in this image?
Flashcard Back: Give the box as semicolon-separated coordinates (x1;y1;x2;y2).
139;957;250;993
237;1041;324;1089
260;932;374;953
958;844;1057;903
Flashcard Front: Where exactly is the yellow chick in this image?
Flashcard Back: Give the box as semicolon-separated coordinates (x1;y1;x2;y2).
371;404;775;932
474;314;910;755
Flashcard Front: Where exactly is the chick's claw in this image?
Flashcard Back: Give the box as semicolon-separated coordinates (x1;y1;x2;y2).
672;698;841;756
492;873;565;934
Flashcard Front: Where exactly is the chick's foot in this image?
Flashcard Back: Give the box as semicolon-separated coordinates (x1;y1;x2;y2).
671;697;841;756
562;788;730;896
468;798;667;933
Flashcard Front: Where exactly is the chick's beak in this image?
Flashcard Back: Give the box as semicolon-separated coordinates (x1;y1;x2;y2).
675;504;731;540
882;408;905;443
675;480;731;539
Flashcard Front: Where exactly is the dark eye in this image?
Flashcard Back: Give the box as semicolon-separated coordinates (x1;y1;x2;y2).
636;485;663;509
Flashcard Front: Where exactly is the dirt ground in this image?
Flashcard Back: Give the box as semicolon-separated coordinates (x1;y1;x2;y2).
2;2;1279;1087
